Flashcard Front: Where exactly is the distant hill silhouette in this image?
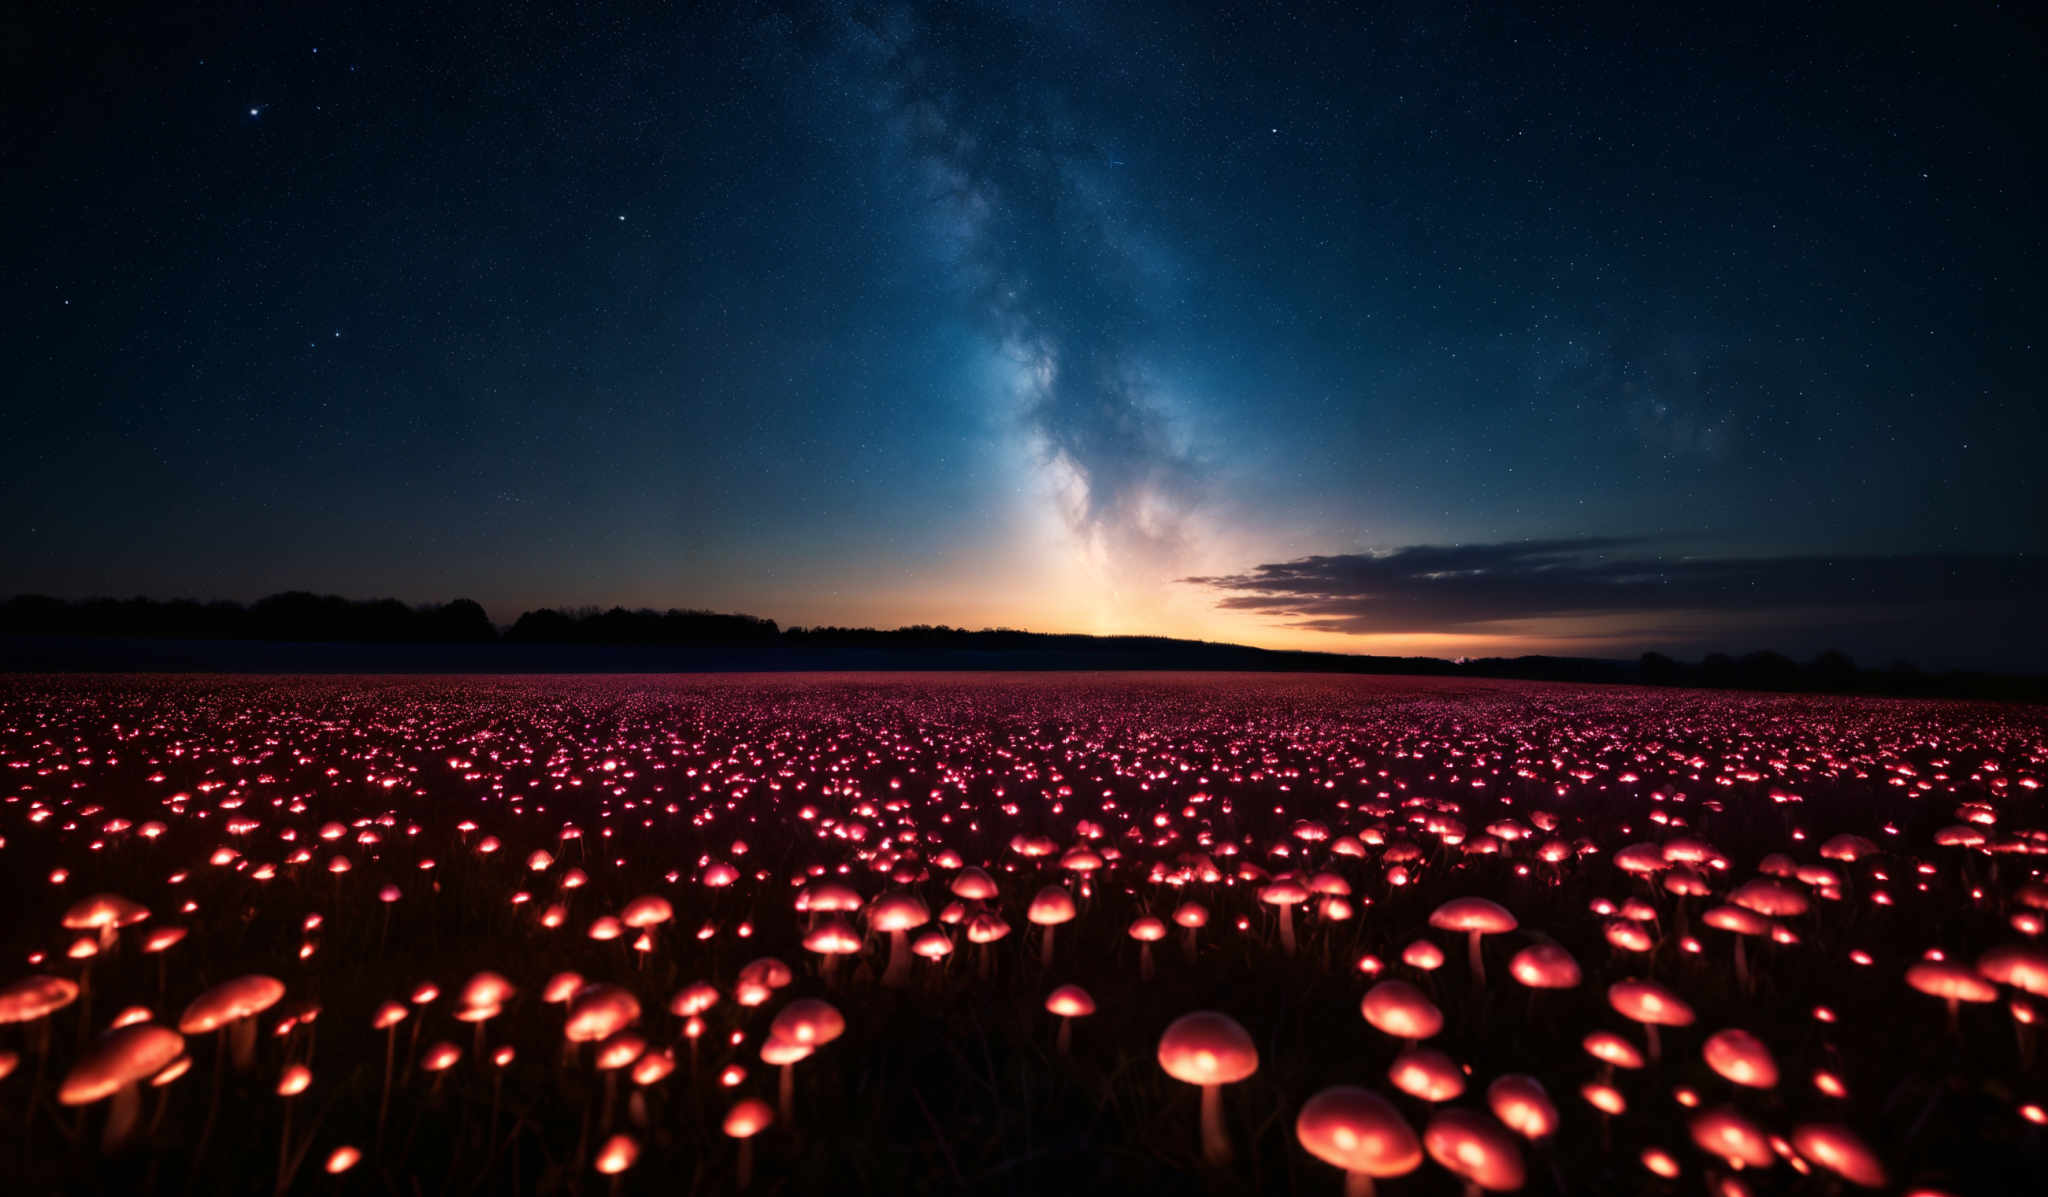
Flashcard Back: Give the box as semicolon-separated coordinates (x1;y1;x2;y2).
2;592;2041;700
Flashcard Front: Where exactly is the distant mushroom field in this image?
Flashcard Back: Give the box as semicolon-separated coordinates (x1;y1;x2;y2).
1;672;2044;1194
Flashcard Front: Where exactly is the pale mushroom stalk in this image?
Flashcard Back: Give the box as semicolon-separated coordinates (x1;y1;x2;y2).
376;1023;398;1153
1199;1084;1230;1166
884;929;912;987
192;1033;227;1167
276;1096;295;1195
1158;1011;1258;1168
75;963;95;1052
106;1083;142;1149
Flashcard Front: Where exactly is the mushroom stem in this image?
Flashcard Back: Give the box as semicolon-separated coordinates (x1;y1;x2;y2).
737;1138;754;1190
404;1016;423;1083
1056;1017;1073;1056
1042;924;1057;968
1140;943;1155;982
376;1024;396;1154
778;1063;795;1124
1466;931;1486;987
1343;1171;1376;1197
1644;1024;1661;1063
1199;1083;1231;1166
192;1029;227;1170
1278;905;1297;956
230;1017;258;1071
76;963;94;1052
883;930;912;988
104;1083;140;1151
1733;937;1750;994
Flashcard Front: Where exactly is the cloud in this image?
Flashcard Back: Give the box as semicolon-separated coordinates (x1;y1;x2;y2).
1184;538;2047;636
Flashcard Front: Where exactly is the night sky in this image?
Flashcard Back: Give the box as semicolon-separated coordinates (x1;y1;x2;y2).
5;2;2043;667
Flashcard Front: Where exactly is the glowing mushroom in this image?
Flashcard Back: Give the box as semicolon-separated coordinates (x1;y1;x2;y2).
1905;960;1996;1034
1128;916;1167;980
0;974;80;1057
1688;1105;1774;1170
1790;1122;1886;1188
1700;1029;1778;1089
1045;984;1095;1055
1260;876;1311;956
1174;900;1210;958
1701;905;1769;991
1423;1108;1526;1192
1428;897;1517;987
62;893;150;951
1296;1086;1422;1197
866;890;930;987
564;985;642;1046
1485;1075;1557;1142
1027;886;1078;966
801;915;863;985
1606;978;1694;1062
1157;1011;1260;1166
1388;1046;1466;1102
180;974;285;1071
1361;980;1443;1043
57;1021;183;1149
758;1033;813;1122
1507;943;1581;991
723;1096;774;1189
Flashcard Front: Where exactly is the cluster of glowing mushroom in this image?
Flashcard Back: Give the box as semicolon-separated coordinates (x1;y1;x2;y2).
0;672;2042;1192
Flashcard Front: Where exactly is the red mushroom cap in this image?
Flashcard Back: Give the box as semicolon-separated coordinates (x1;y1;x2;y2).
0;974;80;1024
1296;1086;1422;1178
1423;1108;1526;1191
1508;943;1582;989
1157;1011;1258;1085
1429;897;1517;935
179;975;286;1034
1361;980;1444;1040
1045;985;1096;1018
59;1023;185;1104
1791;1122;1887;1187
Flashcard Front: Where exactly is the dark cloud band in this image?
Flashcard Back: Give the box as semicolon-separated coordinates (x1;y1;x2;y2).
1184;539;2045;635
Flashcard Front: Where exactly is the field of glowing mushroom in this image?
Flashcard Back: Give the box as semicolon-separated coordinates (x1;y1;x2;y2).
1;673;2045;1196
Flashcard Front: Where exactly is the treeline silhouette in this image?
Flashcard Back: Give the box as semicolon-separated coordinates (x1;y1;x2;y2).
2;593;2040;699
506;607;780;644
1;593;495;643
1631;650;2029;699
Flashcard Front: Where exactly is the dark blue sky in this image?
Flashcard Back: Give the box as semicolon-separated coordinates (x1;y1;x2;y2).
4;2;2042;666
